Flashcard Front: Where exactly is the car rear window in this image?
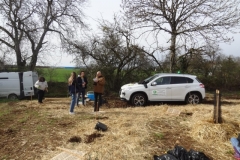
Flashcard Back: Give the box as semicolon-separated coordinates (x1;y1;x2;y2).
186;77;193;83
195;78;202;83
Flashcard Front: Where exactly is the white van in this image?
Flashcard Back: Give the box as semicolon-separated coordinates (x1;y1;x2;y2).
0;71;38;99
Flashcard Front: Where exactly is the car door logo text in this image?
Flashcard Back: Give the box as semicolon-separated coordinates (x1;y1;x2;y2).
152;89;166;96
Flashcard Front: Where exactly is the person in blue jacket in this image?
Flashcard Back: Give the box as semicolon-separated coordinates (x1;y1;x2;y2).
230;134;240;158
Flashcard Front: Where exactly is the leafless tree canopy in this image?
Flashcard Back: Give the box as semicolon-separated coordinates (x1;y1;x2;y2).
0;0;87;70
65;16;155;91
122;0;240;72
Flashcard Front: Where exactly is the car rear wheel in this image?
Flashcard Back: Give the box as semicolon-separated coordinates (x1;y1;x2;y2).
186;93;201;104
131;93;146;106
8;94;18;100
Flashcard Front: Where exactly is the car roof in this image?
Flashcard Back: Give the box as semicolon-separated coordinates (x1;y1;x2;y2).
155;73;196;78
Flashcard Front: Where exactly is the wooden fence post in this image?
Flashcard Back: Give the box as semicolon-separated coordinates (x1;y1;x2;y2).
213;89;222;123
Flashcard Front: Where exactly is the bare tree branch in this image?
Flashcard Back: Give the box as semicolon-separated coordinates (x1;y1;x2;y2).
0;0;88;70
122;0;240;72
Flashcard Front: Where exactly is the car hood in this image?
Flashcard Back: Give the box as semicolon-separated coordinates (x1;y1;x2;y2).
121;83;145;89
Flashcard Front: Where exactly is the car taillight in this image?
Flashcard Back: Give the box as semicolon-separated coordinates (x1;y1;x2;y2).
200;84;205;88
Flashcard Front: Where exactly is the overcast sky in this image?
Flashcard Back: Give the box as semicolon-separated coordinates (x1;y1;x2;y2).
57;0;240;67
54;0;122;67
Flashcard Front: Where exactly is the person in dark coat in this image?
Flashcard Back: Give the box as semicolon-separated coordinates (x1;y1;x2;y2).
93;71;105;112
77;71;88;106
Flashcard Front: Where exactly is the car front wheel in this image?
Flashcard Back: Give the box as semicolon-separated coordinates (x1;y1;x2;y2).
131;93;146;106
186;93;201;104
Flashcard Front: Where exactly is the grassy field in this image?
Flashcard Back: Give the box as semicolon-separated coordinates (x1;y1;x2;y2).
37;67;81;82
34;67;97;97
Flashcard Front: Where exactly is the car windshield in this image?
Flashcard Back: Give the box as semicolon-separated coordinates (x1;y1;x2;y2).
139;74;159;84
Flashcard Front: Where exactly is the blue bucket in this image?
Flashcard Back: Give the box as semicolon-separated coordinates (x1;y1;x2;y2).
87;91;94;101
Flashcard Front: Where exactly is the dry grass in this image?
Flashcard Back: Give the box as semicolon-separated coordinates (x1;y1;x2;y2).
0;97;240;160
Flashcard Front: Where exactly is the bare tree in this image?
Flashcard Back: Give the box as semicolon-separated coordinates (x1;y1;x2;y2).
0;0;29;70
122;0;240;72
0;0;87;71
0;45;15;70
65;16;154;92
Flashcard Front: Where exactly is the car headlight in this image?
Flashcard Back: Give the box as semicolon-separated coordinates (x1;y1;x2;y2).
120;87;132;96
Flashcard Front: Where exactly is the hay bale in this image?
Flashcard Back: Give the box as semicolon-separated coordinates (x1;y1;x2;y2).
191;121;236;142
191;111;213;122
189;108;239;142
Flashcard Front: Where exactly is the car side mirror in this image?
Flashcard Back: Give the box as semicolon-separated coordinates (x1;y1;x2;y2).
151;82;157;86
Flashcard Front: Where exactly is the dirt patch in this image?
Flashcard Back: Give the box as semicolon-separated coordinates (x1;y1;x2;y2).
84;132;104;143
0;98;239;160
68;136;82;143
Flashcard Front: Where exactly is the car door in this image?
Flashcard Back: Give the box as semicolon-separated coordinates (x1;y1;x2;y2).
23;71;35;97
148;76;172;101
171;76;191;100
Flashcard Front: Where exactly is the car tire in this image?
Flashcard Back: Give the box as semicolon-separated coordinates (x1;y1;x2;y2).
8;94;18;100
185;93;201;104
131;93;146;106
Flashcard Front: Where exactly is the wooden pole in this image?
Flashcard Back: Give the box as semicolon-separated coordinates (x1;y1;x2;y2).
30;91;32;107
216;90;219;123
95;101;99;120
213;89;222;124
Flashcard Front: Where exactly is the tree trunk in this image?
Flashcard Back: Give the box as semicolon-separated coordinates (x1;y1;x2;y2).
28;30;46;71
29;51;38;71
169;34;177;73
15;43;26;71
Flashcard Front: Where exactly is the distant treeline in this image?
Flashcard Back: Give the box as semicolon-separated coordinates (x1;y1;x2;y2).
1;59;240;97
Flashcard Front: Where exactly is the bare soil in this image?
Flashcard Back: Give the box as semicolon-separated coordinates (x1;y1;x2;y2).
0;97;239;160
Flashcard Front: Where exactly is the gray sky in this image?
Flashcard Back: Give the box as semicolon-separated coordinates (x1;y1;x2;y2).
220;35;240;57
58;0;240;67
56;0;122;67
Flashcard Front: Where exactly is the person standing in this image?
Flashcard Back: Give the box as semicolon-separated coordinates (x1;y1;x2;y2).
93;71;106;112
34;76;48;103
77;71;88;106
68;72;79;114
42;77;48;100
230;134;240;158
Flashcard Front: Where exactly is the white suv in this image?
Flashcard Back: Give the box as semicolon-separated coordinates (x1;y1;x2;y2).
119;73;205;106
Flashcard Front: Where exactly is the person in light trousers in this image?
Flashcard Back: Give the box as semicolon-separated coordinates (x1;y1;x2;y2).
68;72;79;114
